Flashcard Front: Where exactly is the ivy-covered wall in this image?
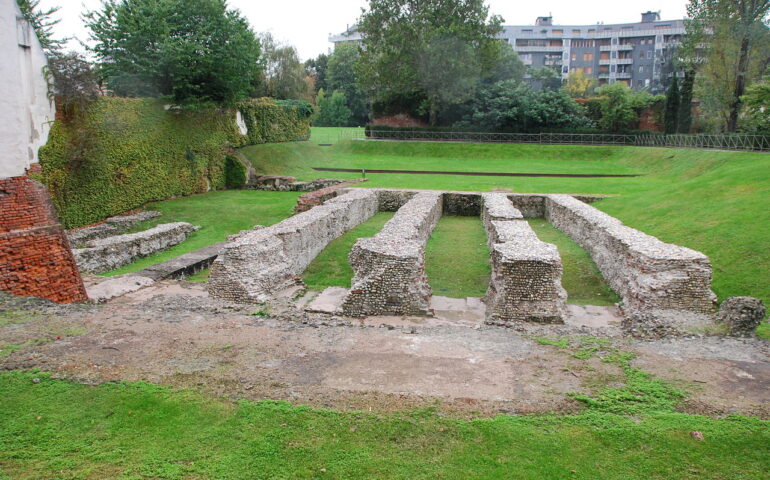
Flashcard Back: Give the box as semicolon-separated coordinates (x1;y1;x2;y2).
38;97;312;229
238;98;313;144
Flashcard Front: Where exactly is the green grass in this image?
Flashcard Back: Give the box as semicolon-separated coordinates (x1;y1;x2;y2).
104;190;300;276
425;216;491;298
528;219;621;306
241;134;770;321
1;371;768;479
303;212;394;290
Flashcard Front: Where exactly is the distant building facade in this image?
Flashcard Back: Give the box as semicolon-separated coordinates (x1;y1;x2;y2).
329;11;684;92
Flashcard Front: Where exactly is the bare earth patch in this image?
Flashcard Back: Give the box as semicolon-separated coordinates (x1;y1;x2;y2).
1;283;767;418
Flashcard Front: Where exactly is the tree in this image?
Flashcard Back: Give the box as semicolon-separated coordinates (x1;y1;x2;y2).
16;0;65;52
356;0;505;125
528;67;562;91
314;89;352;126
678;70;696;133
85;0;262;104
595;83;658;132
326;43;369;125
664;75;681;133
563;70;597;98
684;0;770;131
47;51;100;118
740;78;770;132
456;80;594;132
305;53;329;94
258;33;311;101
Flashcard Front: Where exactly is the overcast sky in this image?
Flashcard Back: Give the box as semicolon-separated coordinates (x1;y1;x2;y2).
41;0;690;61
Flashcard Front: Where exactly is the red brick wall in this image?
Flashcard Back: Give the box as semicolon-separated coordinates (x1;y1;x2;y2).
370;114;427;128
0;166;87;303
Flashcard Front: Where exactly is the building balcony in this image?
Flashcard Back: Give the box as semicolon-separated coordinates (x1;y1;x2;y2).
543;59;563;66
599;44;634;51
514;45;565;53
599;58;634;65
615;72;632;79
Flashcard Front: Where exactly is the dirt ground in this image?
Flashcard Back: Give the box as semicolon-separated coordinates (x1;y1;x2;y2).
1;281;768;418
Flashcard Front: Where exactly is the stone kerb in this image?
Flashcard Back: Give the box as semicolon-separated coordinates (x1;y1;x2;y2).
481;194;567;324
72;222;198;273
340;192;443;317
544;194;717;317
208;189;378;303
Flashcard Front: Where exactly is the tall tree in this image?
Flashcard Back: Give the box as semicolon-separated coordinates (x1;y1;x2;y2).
563;70;597;98
326;43;369;124
16;0;65;52
664;75;681;134
305;53;329;94
356;0;505;125
258;33;311;100
684;0;770;131
678;70;696;133
314;89;352;126
85;0;262;104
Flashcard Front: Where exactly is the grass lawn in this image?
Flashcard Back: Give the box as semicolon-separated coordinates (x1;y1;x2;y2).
104;190;299;276
425;216;491;298
528;219;621;306
1;371;768;479
241;134;770;318
303;212;395;290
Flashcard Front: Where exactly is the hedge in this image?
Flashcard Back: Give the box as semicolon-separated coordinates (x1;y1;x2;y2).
38;97;314;228
238;97;313;144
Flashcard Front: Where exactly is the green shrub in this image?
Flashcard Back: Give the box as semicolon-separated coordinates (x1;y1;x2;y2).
39;97;245;228
224;156;247;189
238;97;312;144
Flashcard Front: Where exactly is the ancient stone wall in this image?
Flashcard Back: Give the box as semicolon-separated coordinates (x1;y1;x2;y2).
545;194;717;315
209;190;378;303
72;222;198;273
67;211;162;247
341;192;443;316
0;171;87;303
482;194;567;324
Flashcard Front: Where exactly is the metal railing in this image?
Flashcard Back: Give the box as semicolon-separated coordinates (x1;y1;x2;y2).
319;129;770;152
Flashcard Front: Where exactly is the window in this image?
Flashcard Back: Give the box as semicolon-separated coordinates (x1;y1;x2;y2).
645;79;651;87
639;66;644;73
611;65;616;73
611;51;617;59
583;53;593;61
571;53;577;61
563;66;569;74
584;67;593;75
588;28;596;34
552;29;563;35
640;51;645;58
572;29;581;35
646;50;653;59
600;52;609;60
522;29;533;34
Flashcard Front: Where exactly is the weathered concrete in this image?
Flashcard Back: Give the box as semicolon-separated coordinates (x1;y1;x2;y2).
209;190;379;303
72;222;199;274
482;193;567;324
137;241;226;281
545;194;717;323
341;192;443;317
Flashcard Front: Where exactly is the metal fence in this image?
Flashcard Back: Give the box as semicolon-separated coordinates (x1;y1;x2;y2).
316;129;770;152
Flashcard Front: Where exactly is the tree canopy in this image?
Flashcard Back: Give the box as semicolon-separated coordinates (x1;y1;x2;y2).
326;43;369;125
356;0;515;125
257;32;311;101
84;0;262;104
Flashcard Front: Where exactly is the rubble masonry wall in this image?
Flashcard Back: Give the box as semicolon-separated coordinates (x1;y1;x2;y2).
341;192;443;316
544;194;717;314
208;189;379;303
481;193;567;323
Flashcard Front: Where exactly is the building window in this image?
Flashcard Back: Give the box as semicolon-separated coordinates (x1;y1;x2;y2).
585;67;593;75
611;51;617;59
639;66;644;73
572;29;581;35
563;66;569;74
600;52;610;60
588;29;596;34
571;53;577;61
583;53;593;61
645;79;651;87
646;50;653;59
552;29;563;35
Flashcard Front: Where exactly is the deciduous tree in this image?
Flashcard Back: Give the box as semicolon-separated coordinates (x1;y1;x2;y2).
314;89;352;126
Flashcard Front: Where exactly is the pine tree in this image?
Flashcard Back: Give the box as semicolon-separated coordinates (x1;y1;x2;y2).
664;75;680;134
678;70;695;134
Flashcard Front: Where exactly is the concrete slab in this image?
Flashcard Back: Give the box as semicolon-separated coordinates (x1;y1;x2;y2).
305;287;349;313
430;296;486;326
564;304;623;328
86;275;155;302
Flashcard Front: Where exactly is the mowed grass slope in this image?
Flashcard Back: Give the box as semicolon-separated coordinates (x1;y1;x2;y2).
242;138;770;311
2;371;769;480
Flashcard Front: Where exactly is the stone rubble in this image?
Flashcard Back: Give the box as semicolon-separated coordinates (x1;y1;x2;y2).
481;193;567;324
545;194;717;331
340;192;443;316
208;190;378;303
717;296;766;337
67;210;162;247
72;222;198;273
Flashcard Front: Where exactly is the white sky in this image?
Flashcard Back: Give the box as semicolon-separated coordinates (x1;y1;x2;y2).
42;0;689;61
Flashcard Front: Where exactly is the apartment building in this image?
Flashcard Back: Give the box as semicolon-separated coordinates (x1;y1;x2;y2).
329;11;684;92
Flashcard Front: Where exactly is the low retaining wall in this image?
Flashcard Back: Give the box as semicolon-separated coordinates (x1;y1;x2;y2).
249;175;344;192
482;194;567;323
209;190;378;303
68;211;162;247
72;222;198;273
341;192;443;316
545;194;717;316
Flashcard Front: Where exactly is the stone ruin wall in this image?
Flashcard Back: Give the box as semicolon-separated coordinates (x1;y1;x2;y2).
72;222;199;273
208;189;378;303
340;191;443;317
481;193;567;324
544;194;717;316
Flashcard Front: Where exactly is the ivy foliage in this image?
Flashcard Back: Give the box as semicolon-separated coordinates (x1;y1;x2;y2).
224;156;247;189
237;98;312;144
39;97;245;228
